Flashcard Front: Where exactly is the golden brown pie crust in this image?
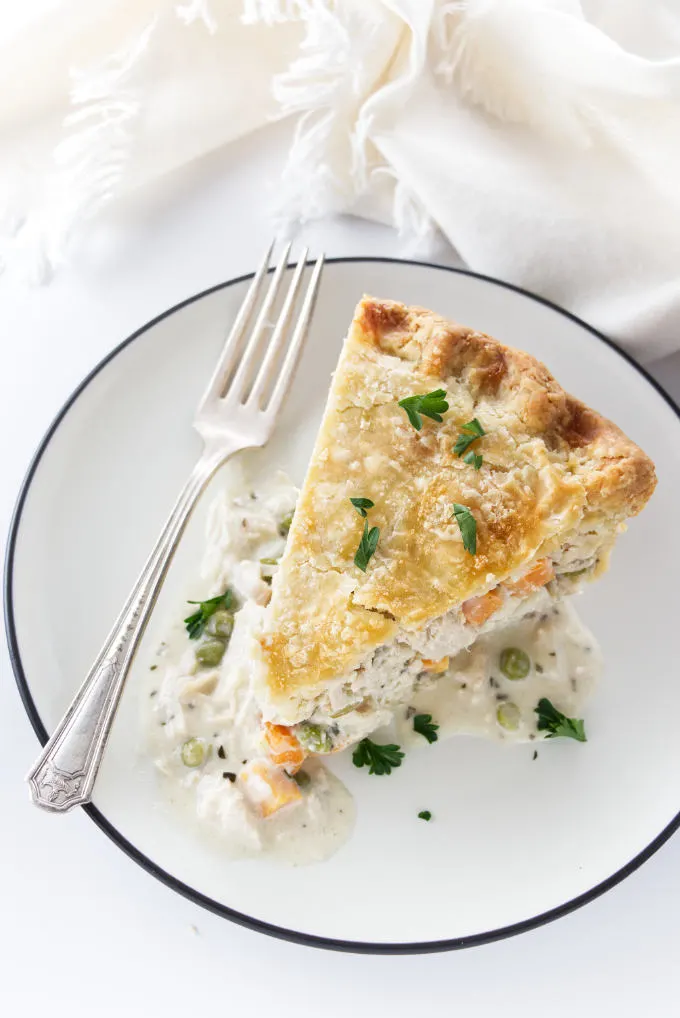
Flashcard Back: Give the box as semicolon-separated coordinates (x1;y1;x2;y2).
260;298;656;703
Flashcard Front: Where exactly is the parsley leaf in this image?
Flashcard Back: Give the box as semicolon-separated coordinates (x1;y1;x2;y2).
454;434;476;456
463;450;483;470
451;503;477;555
354;520;380;572
184;590;232;640
454;417;486;458
418;810;432;821
413;713;439;744
398;389;449;431
352;738;404;775
535;698;587;742
350;497;375;518
464;417;485;437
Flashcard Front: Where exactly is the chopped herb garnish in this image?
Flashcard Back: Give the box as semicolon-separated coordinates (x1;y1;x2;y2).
532;750;538;760
453;417;486;458
149;665;157;671
463;450;483;470
535;697;587;742
413;713;439;744
350;497;375;518
352;738;404;775
418;810;432;821
465;417;485;437
259;557;279;566
184;590;233;640
217;745;225;759
398;389;449;431
222;772;236;782
451;503;477;555
354;520;380;572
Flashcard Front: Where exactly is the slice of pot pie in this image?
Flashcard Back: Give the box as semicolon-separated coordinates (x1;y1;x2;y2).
257;297;656;750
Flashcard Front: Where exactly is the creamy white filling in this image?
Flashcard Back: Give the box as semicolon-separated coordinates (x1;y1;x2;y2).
303;586;593;748
146;472;602;865
552;522;615;575
397;598;601;745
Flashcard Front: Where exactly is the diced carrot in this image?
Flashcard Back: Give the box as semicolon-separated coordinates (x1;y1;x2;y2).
262;722;306;773
239;759;302;818
462;588;503;626
421;656;450;673
503;558;555;597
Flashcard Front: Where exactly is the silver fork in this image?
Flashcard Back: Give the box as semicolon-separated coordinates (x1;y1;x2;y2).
27;243;324;813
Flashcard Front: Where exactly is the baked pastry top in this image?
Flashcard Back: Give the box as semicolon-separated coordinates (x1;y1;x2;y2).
260;297;656;705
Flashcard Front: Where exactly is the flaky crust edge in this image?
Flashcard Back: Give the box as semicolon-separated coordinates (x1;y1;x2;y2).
355;297;656;520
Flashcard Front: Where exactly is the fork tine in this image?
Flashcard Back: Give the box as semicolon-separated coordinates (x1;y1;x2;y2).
246;248;309;408
196;240;274;414
266;253;325;416
226;242;292;404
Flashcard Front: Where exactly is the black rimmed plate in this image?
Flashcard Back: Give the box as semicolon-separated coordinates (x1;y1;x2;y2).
6;258;680;952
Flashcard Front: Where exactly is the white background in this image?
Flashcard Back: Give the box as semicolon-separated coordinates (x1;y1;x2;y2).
2;121;680;1016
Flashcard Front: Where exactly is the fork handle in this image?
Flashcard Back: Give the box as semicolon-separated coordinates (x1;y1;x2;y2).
26;449;232;813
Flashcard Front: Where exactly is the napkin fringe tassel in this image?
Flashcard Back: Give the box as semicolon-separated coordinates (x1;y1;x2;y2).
246;0;437;248
0;20;155;284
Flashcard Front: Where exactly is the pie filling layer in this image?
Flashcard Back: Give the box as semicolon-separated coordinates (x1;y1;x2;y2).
145;476;602;862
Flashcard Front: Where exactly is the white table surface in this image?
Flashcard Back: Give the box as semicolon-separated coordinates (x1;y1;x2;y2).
2;121;680;1017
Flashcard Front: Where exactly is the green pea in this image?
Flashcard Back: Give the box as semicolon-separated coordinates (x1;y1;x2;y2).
296;722;332;753
206;610;234;640
181;737;206;767
195;639;226;667
496;702;520;731
279;511;294;537
500;647;531;680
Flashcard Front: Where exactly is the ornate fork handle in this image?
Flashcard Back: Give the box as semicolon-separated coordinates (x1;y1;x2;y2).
26;448;233;813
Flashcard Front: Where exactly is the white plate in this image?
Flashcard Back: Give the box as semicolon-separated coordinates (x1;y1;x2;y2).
6;258;680;953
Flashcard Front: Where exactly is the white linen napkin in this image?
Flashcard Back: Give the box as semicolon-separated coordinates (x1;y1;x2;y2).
1;0;679;359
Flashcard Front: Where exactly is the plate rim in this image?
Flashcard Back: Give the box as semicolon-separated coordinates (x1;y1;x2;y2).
5;255;680;954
